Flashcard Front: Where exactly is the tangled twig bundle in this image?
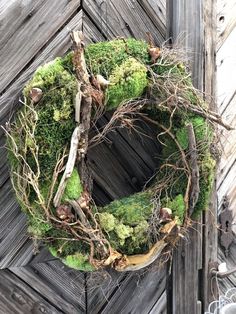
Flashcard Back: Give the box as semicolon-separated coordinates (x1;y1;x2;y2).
4;32;232;271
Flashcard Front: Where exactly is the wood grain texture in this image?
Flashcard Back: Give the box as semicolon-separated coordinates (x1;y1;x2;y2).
216;0;236;51
137;0;166;41
11;261;86;314
201;0;218;310
167;0;204;90
167;0;218;312
216;2;236;297
87;267;167;314
0;269;64;313
83;0;165;44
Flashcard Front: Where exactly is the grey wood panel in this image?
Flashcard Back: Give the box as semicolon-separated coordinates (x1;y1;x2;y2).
83;12;106;43
0;0;81;94
87;267;167;314
216;0;236;52
84;0;165;44
167;0;204;90
0;269;64;313
11;260;86;314
137;0;166;40
149;291;167;314
167;0;217;312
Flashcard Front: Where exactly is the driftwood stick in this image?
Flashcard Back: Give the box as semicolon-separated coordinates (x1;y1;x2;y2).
71;31;93;189
53;126;83;207
114;219;178;271
187;123;200;215
75;81;82;123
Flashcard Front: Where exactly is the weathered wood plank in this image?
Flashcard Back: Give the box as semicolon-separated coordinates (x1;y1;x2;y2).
167;1;204;313
83;12;106;43
201;0;218;311
0;269;64;313
217;26;236;115
137;0;166;40
167;0;204;90
167;0;217;312
11;260;86;313
149;291;167;314
0;0;81;94
87;267;167;314
216;0;236;51
84;0;165;44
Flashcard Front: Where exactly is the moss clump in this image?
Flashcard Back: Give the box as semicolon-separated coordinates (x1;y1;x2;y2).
102;191;153;225
164;194;185;224
63;253;95;271
99;212;116;233
62;168;82;202
193;152;216;217
98;191;153;254
106;57;148;109
85;38;150;78
114;224;133;246
27;215;53;238
176;116;212;150
125;220;149;255
24;58;77;184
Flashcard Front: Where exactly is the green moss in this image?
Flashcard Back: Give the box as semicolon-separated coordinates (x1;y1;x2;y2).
85;38;150;77
23;58;77;183
62;168;82;202
27;215;53;238
125;220;149;255
193;152;215;217
176;116;212;150
102;191;153;226
164;194;185;224
63;253;95;271
98;191;153;254
106;57;148;109
114;224;133;246
99;212;116;232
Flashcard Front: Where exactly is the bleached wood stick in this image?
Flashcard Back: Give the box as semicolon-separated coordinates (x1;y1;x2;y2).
75;81;82;123
53;125;83;207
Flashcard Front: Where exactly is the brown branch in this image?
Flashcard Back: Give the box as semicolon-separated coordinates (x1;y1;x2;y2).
53;126;83;207
131;98;234;131
187;123;200;216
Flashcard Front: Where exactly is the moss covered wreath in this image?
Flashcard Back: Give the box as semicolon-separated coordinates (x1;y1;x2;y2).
5;32;232;271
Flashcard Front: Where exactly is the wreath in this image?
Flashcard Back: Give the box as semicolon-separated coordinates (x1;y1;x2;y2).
5;32;231;271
